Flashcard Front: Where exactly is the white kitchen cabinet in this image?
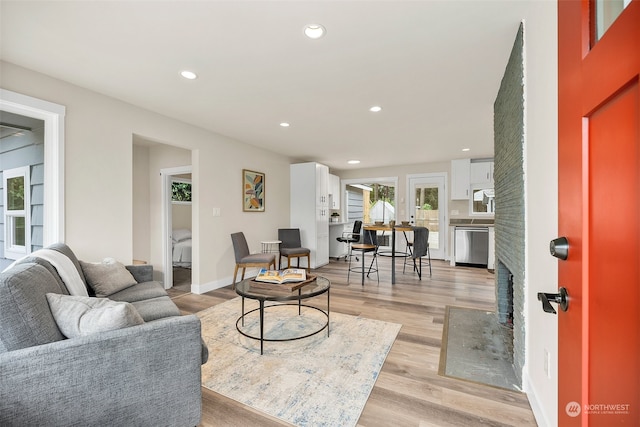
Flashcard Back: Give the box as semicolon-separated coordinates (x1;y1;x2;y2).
470;161;494;185
329;174;340;209
451;159;471;200
290;162;330;268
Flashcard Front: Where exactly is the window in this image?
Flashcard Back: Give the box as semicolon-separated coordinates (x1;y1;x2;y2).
3;166;31;259
470;186;495;215
171;179;192;204
593;0;632;44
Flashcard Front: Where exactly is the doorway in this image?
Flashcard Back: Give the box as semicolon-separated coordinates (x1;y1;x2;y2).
407;173;447;259
161;166;192;290
342;176;398;248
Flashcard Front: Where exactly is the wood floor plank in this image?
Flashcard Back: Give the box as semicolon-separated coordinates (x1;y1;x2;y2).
170;258;536;426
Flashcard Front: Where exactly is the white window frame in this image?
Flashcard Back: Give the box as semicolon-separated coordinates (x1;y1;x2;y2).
0;89;65;247
3;166;31;260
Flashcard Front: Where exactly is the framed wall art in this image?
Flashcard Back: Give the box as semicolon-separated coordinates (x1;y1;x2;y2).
242;169;265;212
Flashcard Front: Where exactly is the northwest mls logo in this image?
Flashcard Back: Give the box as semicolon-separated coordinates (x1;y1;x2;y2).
565;401;631;417
566;401;581;417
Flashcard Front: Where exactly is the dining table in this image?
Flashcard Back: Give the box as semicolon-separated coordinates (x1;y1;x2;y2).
363;223;413;284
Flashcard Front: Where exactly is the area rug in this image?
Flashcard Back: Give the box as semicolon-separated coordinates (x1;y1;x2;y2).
197;297;401;427
439;306;520;391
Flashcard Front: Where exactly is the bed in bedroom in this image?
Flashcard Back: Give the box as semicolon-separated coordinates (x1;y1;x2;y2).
172;228;192;268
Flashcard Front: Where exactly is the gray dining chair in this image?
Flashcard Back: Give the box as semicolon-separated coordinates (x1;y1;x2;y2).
409;226;432;279
230;232;276;289
278;228;311;272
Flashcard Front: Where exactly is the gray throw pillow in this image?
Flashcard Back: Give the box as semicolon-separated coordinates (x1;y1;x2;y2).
79;258;137;297
46;293;144;338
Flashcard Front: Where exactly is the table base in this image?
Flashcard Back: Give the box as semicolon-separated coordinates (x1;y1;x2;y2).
236;302;330;354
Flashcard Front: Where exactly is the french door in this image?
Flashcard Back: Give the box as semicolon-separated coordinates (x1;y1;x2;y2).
407;174;446;259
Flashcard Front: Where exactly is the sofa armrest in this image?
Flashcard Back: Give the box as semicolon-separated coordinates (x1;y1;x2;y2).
0;315;203;426
126;264;153;283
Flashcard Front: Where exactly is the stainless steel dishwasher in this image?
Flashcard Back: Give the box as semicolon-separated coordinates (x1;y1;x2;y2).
454;226;489;266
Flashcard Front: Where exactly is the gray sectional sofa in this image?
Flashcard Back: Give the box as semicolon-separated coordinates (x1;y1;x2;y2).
0;243;206;426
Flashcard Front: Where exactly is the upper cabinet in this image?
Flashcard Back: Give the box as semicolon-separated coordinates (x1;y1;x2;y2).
451;159;471;200
328;174;340;209
470;161;494;185
451;158;494;200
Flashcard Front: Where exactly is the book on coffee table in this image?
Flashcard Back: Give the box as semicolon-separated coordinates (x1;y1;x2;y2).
254;268;306;284
251;269;316;291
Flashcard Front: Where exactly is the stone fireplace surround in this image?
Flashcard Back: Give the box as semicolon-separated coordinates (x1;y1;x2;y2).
493;23;525;386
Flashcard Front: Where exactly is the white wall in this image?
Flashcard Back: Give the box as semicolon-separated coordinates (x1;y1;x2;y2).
132;143;150;263
521;5;559;427
1;60;293;292
172;204;192;231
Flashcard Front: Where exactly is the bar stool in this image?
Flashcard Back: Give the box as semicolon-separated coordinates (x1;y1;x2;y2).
347;229;379;286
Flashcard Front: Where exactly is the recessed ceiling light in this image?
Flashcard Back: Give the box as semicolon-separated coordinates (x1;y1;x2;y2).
462;148;470;152
280;122;290;127
369;106;382;112
304;24;326;39
347;160;360;165
180;70;197;80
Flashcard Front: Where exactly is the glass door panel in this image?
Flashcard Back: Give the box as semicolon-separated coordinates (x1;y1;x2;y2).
408;174;446;259
593;0;631;44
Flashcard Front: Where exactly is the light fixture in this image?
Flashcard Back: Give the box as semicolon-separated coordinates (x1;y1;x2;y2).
280;122;290;127
462;148;470;152
180;70;197;80
304;24;326;39
369;106;382;112
347;160;360;165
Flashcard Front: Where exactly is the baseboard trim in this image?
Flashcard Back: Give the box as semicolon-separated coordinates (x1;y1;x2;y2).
523;370;556;427
190;268;262;294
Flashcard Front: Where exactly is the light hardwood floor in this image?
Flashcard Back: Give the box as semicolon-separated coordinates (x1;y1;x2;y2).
168;257;537;427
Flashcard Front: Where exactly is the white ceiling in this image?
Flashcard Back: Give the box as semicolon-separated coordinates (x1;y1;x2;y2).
0;1;538;171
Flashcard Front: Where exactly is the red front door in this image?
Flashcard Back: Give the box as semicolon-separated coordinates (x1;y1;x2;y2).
558;0;640;425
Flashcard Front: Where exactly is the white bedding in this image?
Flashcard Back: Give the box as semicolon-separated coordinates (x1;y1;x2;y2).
172;238;192;267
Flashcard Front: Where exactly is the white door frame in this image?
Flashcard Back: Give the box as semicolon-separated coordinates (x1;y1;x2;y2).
160;165;192;289
406;173;448;260
0;89;65;247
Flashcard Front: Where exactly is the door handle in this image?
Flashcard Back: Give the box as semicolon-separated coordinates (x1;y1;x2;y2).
537;287;569;314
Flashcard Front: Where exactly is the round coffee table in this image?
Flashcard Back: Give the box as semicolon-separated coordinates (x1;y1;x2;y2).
235;276;330;354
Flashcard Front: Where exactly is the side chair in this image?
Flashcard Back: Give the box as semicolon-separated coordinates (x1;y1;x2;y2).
278;228;311;272
402;229;414;273
409;226;432;279
230;232;276;289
